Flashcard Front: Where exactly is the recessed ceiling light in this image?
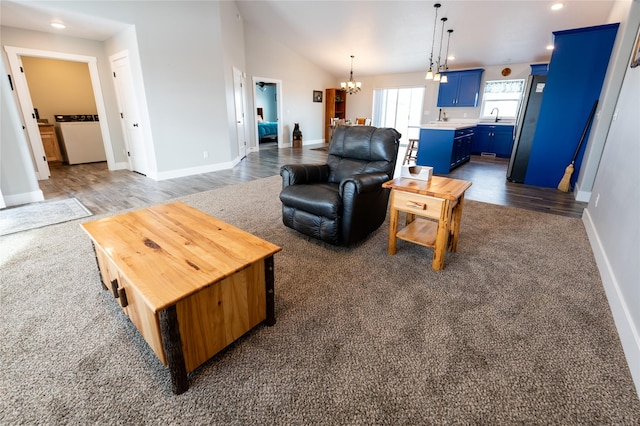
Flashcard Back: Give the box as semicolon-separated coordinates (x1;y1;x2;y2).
50;22;66;29
546;44;555;50
447;55;455;61
551;3;564;11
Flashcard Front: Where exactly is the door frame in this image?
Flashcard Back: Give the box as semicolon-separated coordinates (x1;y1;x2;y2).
233;67;248;159
4;46;115;179
252;76;284;149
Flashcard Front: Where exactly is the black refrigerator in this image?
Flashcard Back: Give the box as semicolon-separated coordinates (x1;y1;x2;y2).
507;74;547;183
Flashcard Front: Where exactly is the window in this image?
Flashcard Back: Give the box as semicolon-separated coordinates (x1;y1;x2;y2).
480;79;525;120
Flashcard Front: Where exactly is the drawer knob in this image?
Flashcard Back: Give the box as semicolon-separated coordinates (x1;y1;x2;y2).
406;201;427;210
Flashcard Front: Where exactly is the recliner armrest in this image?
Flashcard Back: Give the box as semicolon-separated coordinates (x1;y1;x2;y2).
280;164;330;187
339;172;390;195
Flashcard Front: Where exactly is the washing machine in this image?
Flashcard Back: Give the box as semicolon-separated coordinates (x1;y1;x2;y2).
55;114;106;165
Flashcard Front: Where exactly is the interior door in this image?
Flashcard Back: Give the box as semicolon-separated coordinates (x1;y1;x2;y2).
110;52;148;175
5;54;50;180
233;67;247;159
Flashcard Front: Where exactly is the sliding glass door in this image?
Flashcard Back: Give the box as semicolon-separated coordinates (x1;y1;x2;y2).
372;87;424;143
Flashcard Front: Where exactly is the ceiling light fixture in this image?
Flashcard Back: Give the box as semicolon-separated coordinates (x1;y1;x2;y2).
546;44;555;50
340;55;361;95
425;3;441;80
433;17;448;82
440;29;454;84
551;3;564;11
50;21;66;29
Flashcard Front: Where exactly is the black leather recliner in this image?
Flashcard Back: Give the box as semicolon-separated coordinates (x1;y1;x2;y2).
279;125;401;246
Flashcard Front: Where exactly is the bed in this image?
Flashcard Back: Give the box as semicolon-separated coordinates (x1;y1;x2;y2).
258;121;278;142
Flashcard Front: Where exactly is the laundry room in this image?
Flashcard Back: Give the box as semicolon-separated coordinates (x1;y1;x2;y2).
21;56;106;165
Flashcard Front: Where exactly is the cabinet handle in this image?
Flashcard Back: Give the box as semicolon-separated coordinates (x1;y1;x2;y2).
118;288;128;308
406;201;427;210
110;279;119;299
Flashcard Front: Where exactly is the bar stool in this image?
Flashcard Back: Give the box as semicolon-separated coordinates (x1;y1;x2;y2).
403;139;418;165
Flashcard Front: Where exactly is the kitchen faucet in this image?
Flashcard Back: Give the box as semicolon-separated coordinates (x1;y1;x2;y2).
491;108;500;122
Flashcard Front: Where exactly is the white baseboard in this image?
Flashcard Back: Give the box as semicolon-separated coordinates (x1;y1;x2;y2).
151;159;236;181
582;208;640;396
303;138;325;146
3;190;45;207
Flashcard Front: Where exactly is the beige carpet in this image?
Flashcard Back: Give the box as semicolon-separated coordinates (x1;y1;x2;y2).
1;175;638;424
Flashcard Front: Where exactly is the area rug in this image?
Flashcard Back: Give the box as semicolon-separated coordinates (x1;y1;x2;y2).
0;197;92;236
1;175;638;424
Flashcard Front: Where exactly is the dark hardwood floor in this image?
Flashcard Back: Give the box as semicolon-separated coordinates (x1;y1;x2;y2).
40;144;586;218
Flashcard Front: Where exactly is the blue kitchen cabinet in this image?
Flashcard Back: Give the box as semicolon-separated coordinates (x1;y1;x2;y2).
530;63;549;76
437;69;484;107
524;23;618;188
472;124;514;157
417;127;474;174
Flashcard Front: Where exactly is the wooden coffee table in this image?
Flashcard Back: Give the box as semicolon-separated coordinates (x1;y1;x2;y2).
81;201;281;394
382;177;472;270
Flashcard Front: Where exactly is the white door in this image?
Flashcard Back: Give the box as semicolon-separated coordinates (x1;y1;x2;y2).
5;54;50;180
110;51;148;175
233;67;247;159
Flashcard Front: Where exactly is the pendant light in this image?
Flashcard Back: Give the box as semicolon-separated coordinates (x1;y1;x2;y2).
440;29;453;84
433;17;447;82
425;3;441;80
340;55;362;95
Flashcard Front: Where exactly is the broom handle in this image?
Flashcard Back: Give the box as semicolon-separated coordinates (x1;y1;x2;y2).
570;100;598;164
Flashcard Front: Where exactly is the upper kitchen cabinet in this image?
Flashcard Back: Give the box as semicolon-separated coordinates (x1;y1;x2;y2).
523;23;619;188
530;64;549;76
437;69;484;107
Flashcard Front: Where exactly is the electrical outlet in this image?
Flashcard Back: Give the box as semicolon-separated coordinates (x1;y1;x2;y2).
203;151;208;159
595;193;600;207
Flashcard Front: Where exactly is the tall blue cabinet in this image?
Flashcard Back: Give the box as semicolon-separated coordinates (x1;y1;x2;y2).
523;23;619;188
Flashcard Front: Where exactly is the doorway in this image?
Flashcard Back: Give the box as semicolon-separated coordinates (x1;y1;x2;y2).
252;77;283;149
4;46;114;181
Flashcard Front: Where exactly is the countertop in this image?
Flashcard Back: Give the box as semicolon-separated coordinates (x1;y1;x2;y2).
421;121;515;130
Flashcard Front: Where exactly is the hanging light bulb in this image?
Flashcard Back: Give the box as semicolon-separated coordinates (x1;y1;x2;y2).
425;3;441;80
440;29;453;84
433;17;447;82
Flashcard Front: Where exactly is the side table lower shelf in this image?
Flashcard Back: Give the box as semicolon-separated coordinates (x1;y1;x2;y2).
396;218;438;248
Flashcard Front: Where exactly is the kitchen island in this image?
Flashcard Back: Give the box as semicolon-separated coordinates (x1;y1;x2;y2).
416;123;475;174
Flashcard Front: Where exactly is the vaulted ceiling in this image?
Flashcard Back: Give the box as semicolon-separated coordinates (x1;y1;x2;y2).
1;1;619;77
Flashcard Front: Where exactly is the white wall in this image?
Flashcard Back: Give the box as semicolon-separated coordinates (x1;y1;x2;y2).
583;18;640;396
244;24;337;145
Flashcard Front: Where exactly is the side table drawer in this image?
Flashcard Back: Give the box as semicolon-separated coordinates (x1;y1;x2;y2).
392;190;443;220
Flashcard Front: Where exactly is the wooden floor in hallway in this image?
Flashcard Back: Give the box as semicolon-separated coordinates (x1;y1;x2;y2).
39;143;586;218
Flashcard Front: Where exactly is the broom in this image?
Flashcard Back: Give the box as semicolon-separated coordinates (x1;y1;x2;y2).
558;99;599;192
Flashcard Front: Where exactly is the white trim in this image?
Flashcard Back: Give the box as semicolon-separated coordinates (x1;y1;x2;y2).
152;158;239;181
3;190;45;207
582;208;640;396
111;161;130;171
252;77;284;149
573;180;591;202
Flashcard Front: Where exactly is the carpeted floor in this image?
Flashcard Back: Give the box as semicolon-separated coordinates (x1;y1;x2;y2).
1;175;638;424
0;197;92;236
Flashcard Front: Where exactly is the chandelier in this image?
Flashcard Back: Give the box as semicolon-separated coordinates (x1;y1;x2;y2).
341;55;362;95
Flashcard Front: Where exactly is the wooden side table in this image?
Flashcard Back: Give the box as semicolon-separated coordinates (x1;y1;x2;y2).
81;202;281;394
382;177;472;270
